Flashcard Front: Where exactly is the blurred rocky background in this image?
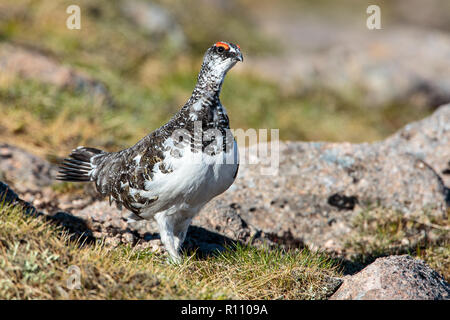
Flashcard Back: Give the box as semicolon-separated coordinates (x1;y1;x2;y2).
0;0;449;298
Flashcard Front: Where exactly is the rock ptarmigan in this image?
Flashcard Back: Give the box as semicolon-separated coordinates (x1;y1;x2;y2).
58;41;243;262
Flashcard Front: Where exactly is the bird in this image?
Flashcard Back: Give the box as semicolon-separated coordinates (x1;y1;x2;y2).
57;41;243;262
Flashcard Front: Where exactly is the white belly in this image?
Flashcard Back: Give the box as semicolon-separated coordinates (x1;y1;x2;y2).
138;140;239;218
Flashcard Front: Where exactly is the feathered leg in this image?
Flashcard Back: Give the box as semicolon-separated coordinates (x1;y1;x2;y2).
155;211;182;263
155;210;195;263
173;217;192;254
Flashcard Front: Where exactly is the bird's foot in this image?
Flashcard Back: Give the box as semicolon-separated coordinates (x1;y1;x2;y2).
166;252;183;265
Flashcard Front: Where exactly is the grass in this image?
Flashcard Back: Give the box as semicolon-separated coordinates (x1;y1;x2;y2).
344;207;450;280
0;202;341;299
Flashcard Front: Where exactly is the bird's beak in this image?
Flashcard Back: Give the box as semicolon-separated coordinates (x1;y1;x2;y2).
235;52;243;62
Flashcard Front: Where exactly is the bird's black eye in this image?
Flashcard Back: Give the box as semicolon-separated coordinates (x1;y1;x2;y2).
214;42;230;54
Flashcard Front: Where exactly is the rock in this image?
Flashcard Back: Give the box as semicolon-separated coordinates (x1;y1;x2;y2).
122;232;136;244
0;181;38;215
120;0;186;50
76;200;128;224
0;144;57;192
1;181;95;239
382;105;450;186
192;199;262;245
330;255;450;300
0;43;113;105
202;105;449;252
0;181;19;204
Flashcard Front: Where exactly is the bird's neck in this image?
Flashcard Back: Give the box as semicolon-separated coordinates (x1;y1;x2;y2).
188;64;227;106
172;66;230;130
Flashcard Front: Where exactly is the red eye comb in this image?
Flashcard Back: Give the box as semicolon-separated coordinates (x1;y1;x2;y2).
215;42;230;51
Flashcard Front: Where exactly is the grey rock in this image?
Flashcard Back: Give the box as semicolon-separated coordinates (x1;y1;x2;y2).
330;255;450;300
192;199;262;245
0;181;19;203
202;104;449;252
0;144;57;192
1;181;92;237
0;181;37;215
382;105;450;186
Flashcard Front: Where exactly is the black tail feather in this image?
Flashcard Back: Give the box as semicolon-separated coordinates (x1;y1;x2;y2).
57;147;104;182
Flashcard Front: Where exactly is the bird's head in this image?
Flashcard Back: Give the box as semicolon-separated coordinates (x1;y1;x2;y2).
200;41;243;81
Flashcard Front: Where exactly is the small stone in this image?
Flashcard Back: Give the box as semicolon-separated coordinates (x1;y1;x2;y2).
104;237;120;247
122;232;135;244
330;255;450;300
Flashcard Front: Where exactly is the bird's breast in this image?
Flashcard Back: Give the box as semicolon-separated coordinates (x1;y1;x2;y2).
141;138;238;212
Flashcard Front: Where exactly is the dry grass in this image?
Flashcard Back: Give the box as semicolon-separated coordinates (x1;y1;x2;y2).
0;202;341;299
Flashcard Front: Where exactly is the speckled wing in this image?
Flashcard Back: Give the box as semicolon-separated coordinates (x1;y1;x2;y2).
91;137;169;216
